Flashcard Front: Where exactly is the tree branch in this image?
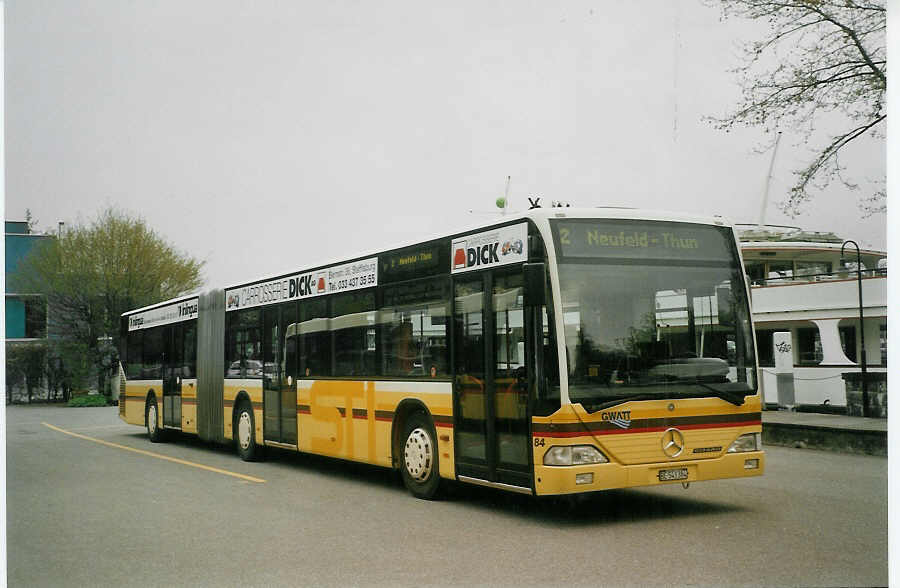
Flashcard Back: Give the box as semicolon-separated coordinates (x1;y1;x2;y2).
803;4;886;85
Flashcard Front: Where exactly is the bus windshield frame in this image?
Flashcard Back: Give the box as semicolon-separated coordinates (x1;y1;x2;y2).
550;218;757;412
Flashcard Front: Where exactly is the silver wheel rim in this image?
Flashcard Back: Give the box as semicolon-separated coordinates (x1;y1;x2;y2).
238;411;252;450
148;404;157;435
404;427;433;482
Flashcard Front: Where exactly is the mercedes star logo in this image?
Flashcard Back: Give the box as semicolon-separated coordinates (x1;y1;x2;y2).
661;427;685;458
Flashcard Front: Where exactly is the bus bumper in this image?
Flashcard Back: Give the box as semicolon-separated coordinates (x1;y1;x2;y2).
533;450;765;496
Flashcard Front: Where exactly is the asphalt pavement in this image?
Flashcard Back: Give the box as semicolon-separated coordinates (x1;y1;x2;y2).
6;405;889;587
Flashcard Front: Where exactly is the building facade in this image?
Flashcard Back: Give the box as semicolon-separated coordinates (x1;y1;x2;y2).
6;220;53;401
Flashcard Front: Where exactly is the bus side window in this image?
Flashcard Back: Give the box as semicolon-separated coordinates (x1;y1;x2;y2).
183;321;197;378
142;327;164;379
126;330;143;379
535;305;561;417
225;309;261;378
281;301;299;381
263;307;279;388
299;298;331;377
331;291;377;377
380;278;449;378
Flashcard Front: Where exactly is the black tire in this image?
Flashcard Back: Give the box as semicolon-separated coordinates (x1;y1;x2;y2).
399;411;441;499
234;401;262;461
146;397;164;443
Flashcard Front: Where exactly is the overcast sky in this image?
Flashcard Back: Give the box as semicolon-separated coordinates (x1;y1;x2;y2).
5;0;887;289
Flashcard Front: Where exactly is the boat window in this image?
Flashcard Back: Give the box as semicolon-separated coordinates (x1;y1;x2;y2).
838;325;857;363
755;329;775;367
767;262;793;283
796;261;831;280
745;261;765;286
796;327;822;366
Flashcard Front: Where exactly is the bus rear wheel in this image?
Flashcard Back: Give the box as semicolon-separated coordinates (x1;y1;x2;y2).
234;402;261;461
399;412;441;500
146;397;163;443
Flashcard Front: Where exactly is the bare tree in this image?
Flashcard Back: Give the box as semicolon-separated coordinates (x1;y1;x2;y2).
706;0;886;216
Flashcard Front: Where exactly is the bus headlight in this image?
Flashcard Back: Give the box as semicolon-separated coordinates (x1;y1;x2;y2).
727;433;761;453
543;445;608;466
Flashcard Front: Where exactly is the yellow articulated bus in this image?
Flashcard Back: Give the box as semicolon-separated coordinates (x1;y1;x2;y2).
119;208;764;499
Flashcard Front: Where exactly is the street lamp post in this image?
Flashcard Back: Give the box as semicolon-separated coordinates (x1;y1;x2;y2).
841;240;868;418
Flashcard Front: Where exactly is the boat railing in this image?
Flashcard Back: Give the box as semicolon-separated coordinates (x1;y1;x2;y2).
749;267;887;287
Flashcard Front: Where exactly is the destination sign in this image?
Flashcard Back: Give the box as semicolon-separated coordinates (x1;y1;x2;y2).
225;257;378;311
552;220;734;262
127;298;199;331
380;245;441;282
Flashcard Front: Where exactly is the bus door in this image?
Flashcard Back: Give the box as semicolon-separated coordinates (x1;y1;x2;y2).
264;304;298;445
280;303;298;445
162;324;183;428
454;270;532;490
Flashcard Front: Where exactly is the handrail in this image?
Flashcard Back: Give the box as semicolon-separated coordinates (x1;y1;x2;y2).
749;268;886;287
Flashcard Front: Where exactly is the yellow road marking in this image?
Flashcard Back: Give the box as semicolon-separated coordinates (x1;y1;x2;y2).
42;422;266;484
65;424;135;432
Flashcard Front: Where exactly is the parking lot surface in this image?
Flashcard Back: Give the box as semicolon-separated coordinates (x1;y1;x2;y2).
6;405;888;587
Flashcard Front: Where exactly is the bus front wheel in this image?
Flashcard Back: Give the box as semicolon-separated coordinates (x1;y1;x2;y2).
400;412;441;500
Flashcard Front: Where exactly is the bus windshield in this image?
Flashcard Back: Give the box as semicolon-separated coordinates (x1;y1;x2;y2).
552;219;756;412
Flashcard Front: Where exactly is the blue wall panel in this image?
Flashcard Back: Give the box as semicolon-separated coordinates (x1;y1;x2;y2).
6;297;25;339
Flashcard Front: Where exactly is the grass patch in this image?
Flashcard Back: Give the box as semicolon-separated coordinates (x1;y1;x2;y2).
68;394;110;407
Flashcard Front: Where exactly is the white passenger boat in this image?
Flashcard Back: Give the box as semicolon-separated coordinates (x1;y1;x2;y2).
738;225;887;412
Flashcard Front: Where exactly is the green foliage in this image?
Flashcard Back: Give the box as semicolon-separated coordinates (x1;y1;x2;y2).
67;394;110;407
706;0;886;215
6;342;47;401
14;207;205;390
49;339;94;394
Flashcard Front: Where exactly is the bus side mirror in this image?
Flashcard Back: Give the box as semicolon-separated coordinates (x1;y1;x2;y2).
523;263;547;306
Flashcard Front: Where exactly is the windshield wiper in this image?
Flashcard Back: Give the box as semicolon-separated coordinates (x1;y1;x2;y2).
586;394;665;412
691;381;746;406
577;382;747;412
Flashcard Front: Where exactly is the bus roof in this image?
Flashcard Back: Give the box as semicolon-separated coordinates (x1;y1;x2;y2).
221;207;733;291
121;206;734;318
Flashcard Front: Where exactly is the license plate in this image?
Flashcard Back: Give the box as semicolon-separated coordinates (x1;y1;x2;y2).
658;467;689;482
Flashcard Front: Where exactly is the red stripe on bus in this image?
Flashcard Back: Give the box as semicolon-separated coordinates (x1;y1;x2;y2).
226;401;263;409
291;406;451;428
224;400;262;409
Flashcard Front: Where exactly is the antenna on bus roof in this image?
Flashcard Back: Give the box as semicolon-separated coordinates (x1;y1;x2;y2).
495;175;511;215
503;175;510;215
